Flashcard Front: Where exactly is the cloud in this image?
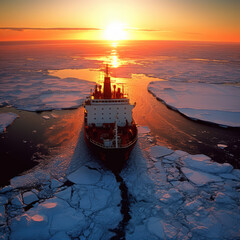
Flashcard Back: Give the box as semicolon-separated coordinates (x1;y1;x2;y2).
0;27;172;32
0;27;102;31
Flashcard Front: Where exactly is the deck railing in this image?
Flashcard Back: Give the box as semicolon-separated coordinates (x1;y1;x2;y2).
87;135;137;149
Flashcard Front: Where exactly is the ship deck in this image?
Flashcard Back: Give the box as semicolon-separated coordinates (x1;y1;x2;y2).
84;121;137;149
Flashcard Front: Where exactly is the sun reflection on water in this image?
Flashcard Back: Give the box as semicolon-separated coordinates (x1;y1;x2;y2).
110;50;120;68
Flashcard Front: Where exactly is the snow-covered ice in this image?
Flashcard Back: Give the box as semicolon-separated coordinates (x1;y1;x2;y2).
181;167;223;186
137;126;150;134
1;167;121;240
149;145;173;158
0;127;240;239
181;154;233;174
67;166;101;185
0;71;95;111
0;112;19;133
122;127;240;240
148;81;240;127
217;143;228;149
22;191;38;205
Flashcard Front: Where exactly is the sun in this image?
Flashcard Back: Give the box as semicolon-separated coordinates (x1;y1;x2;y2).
104;22;128;41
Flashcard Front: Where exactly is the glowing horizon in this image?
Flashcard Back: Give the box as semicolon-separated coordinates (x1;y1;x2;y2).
0;0;239;42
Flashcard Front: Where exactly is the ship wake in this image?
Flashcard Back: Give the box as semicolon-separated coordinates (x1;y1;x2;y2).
110;173;131;240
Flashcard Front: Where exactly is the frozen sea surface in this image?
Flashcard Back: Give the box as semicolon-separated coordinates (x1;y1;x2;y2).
0;40;240;239
0;127;239;240
0;71;95;111
0;113;19;133
148;81;240;127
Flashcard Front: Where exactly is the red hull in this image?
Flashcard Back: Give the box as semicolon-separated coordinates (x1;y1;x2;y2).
84;123;137;171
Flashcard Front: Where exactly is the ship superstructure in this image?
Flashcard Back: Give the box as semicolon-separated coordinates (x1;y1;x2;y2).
84;65;137;169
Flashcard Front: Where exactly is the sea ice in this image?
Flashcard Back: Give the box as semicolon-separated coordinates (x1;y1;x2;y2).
0;196;8;205
11;194;23;207
0;205;5;224
181;167;223;186
55;187;72;201
50;208;86;235
149;145;173;158
67;166;101;185
1;129;240;240
217;144;228;149
50;179;63;190
147;217;165;239
0;71;95;111
137;126;150;134
182;154;233;174
22;191;38;205
126;224;151;240
148;81;240;127
157;188;183;204
0;112;19;133
50;231;71;240
214;192;236;204
184;199;202;212
219;173;239;180
10;213;50;240
42;115;50;120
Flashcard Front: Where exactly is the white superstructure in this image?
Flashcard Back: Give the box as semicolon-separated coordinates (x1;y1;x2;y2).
84;98;135;127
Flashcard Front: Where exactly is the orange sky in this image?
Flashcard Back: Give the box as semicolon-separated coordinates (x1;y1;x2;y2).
0;0;240;42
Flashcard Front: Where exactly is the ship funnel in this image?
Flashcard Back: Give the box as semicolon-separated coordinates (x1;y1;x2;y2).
103;64;111;99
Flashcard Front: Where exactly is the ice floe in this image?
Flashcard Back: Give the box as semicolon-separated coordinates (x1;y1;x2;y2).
67;166;101;185
1;168;121;240
137;126;150;134
0;127;240;240
181;154;233;174
0;71;95;111
122;128;240;240
0;112;19;133
181;167;223;186
217;143;228;149
148;81;240;127
149;145;174;158
22;191;38;205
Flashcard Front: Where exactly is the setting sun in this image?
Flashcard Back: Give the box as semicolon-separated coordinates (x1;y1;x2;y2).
104;23;128;41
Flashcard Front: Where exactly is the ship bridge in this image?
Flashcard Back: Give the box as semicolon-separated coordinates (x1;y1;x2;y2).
84;65;135;127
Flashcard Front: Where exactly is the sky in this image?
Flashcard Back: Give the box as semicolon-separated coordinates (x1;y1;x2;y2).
0;0;240;42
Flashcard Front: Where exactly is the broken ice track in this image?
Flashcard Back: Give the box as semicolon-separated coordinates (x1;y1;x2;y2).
110;173;131;240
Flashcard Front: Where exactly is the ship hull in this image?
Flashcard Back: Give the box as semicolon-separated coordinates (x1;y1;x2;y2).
84;124;137;172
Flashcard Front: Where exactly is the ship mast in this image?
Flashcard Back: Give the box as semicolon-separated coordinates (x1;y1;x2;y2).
103;64;111;99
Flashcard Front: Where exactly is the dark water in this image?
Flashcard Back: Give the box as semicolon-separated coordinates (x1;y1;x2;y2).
0;107;83;186
127;74;240;168
0;107;49;185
